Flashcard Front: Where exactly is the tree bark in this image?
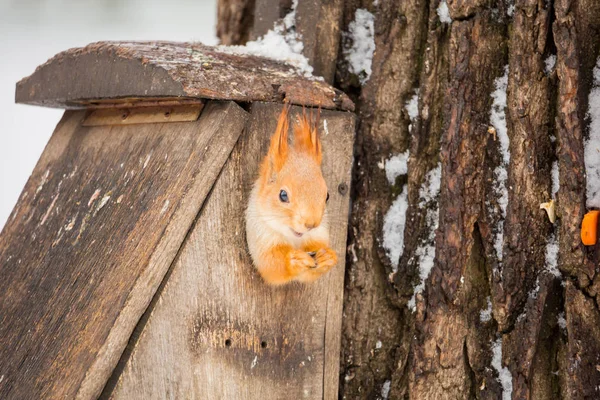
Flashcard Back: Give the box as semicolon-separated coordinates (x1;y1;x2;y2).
217;0;600;398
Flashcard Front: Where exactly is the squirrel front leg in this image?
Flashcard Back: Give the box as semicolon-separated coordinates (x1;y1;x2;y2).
296;241;338;283
257;244;317;285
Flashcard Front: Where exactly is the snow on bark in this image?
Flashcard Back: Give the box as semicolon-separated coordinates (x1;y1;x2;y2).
219;0;316;78
491;337;513;400
343;9;376;84
585;57;600;208
490;66;510;264
408;164;441;310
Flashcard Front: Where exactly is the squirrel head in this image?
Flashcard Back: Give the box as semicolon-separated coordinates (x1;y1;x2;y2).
256;105;329;239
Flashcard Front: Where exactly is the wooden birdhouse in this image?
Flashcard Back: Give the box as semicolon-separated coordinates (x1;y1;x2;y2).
0;41;355;399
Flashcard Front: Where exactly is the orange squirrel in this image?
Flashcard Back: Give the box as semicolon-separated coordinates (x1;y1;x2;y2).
245;105;338;285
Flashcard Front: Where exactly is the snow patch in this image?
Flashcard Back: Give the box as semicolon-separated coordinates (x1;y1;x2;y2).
437;1;452;23
490;66;510;263
491;338;513;400
551;160;560;197
384;151;409;185
406;91;419;121
545;232;560;277
383;187;408;271
418;164;441;203
480;297;493;322
585;57;600;208
492;67;510;166
408;164;441;311
381;380;391;399
545;55;556;74
343;9;376;84
382;151;410;271
545;160;561;277
529;277;541;299
219;0;316;78
406;90;420;132
557;312;567;330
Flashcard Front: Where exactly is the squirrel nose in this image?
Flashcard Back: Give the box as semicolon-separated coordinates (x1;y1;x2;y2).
305;223;317;230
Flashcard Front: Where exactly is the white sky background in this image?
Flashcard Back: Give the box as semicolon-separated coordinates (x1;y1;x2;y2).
0;0;218;230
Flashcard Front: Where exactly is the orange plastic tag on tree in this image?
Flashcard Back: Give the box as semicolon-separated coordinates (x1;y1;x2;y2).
581;210;599;246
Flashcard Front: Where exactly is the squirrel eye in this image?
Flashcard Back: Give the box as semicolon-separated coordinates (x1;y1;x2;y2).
326;192;330;202
279;190;289;203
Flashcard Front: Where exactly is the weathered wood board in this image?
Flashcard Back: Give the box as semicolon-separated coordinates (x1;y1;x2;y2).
248;0;343;84
15;41;354;112
103;103;355;399
82;104;204;126
0;101;248;399
294;0;343;84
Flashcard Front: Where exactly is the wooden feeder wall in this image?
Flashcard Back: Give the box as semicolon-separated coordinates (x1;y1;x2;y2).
0;42;355;400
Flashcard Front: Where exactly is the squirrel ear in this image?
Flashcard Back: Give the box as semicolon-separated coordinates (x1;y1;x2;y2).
293;108;322;165
268;103;291;173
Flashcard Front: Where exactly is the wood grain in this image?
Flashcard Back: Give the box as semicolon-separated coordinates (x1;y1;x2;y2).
217;0;256;45
105;102;354;400
248;0;343;83
251;0;287;41
295;0;343;84
82;104;203;126
15;41;354;112
0;101;247;400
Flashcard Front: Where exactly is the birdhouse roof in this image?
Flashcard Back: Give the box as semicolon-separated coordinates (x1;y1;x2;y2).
15;41;354;111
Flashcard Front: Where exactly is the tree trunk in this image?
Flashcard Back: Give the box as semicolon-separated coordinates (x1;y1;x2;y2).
217;0;600;398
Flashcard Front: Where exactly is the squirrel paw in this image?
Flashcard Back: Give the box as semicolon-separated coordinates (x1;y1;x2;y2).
296;248;337;283
287;249;317;274
314;248;338;271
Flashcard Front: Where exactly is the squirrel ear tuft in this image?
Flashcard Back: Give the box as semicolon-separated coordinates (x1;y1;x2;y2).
293;108;322;164
268;103;291;173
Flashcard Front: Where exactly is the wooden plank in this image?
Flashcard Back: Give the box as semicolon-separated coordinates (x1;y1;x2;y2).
104;103;355;399
0;101;248;400
217;0;256;45
249;0;343;84
73;97;203;109
295;0;343;84
82;104;204;126
15;41;354;112
250;0;286;41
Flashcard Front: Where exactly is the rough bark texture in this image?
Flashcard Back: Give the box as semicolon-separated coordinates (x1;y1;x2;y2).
215;0;600;397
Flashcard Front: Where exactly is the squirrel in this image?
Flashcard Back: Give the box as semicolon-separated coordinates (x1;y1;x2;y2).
245;104;338;285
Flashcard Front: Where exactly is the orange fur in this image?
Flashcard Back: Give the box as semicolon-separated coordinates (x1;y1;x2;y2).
245;105;337;285
293;109;322;164
266;103;291;175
